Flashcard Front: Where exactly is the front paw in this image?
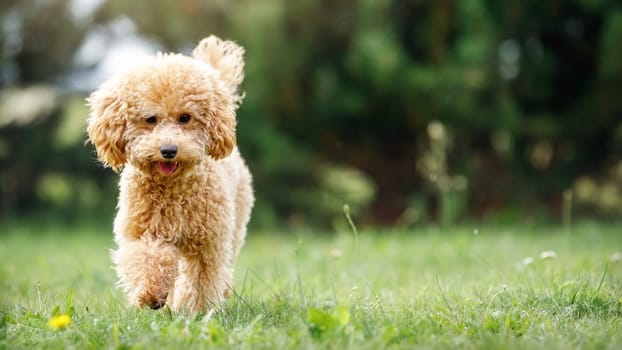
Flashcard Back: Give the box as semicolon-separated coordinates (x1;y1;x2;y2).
138;290;169;310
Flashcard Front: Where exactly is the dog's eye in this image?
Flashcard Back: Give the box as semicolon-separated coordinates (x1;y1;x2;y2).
145;116;157;124
179;113;191;124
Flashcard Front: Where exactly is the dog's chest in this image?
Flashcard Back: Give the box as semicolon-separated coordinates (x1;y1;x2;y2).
122;180;230;245
142;186;206;241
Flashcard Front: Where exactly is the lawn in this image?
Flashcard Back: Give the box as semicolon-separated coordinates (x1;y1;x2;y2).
1;221;621;349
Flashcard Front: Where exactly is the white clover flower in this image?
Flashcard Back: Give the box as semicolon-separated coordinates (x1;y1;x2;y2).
609;252;622;263
516;257;534;271
329;248;344;259
539;250;557;259
522;257;534;266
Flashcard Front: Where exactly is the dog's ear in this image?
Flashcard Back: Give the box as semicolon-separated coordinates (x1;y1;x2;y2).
204;99;237;160
86;86;127;172
194;36;243;159
192;35;245;104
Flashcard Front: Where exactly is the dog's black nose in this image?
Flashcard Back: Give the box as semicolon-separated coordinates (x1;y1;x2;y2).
160;145;178;159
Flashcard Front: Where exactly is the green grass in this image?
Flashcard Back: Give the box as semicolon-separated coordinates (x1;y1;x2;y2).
1;222;621;349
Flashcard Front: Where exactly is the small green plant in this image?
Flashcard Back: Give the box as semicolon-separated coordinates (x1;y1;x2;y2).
306;305;350;338
343;204;359;250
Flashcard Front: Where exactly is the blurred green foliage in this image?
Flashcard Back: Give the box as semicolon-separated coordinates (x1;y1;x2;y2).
1;0;622;228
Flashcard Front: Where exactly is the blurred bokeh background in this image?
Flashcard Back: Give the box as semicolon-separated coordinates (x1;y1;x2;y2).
1;0;622;230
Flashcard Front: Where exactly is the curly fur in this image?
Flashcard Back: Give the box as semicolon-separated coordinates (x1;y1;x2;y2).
86;35;254;313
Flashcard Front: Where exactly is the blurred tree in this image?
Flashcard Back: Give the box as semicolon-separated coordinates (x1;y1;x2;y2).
483;0;622;218
0;0;115;218
2;0;622;226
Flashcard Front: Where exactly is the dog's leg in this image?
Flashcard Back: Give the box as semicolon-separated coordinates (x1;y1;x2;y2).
231;170;253;262
170;248;234;313
222;167;253;298
111;238;179;310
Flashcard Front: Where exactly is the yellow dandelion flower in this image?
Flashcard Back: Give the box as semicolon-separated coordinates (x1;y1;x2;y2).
48;314;71;330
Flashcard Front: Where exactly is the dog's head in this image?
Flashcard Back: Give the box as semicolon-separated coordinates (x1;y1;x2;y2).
86;36;244;178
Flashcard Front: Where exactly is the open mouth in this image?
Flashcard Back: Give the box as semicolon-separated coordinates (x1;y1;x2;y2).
157;161;178;176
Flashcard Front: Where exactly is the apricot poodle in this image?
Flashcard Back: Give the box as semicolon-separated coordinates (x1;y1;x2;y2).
86;36;254;313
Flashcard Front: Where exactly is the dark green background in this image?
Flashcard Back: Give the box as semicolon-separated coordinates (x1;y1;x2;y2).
1;0;621;228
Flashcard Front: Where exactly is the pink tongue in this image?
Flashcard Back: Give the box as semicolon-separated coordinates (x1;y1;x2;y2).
158;161;178;175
